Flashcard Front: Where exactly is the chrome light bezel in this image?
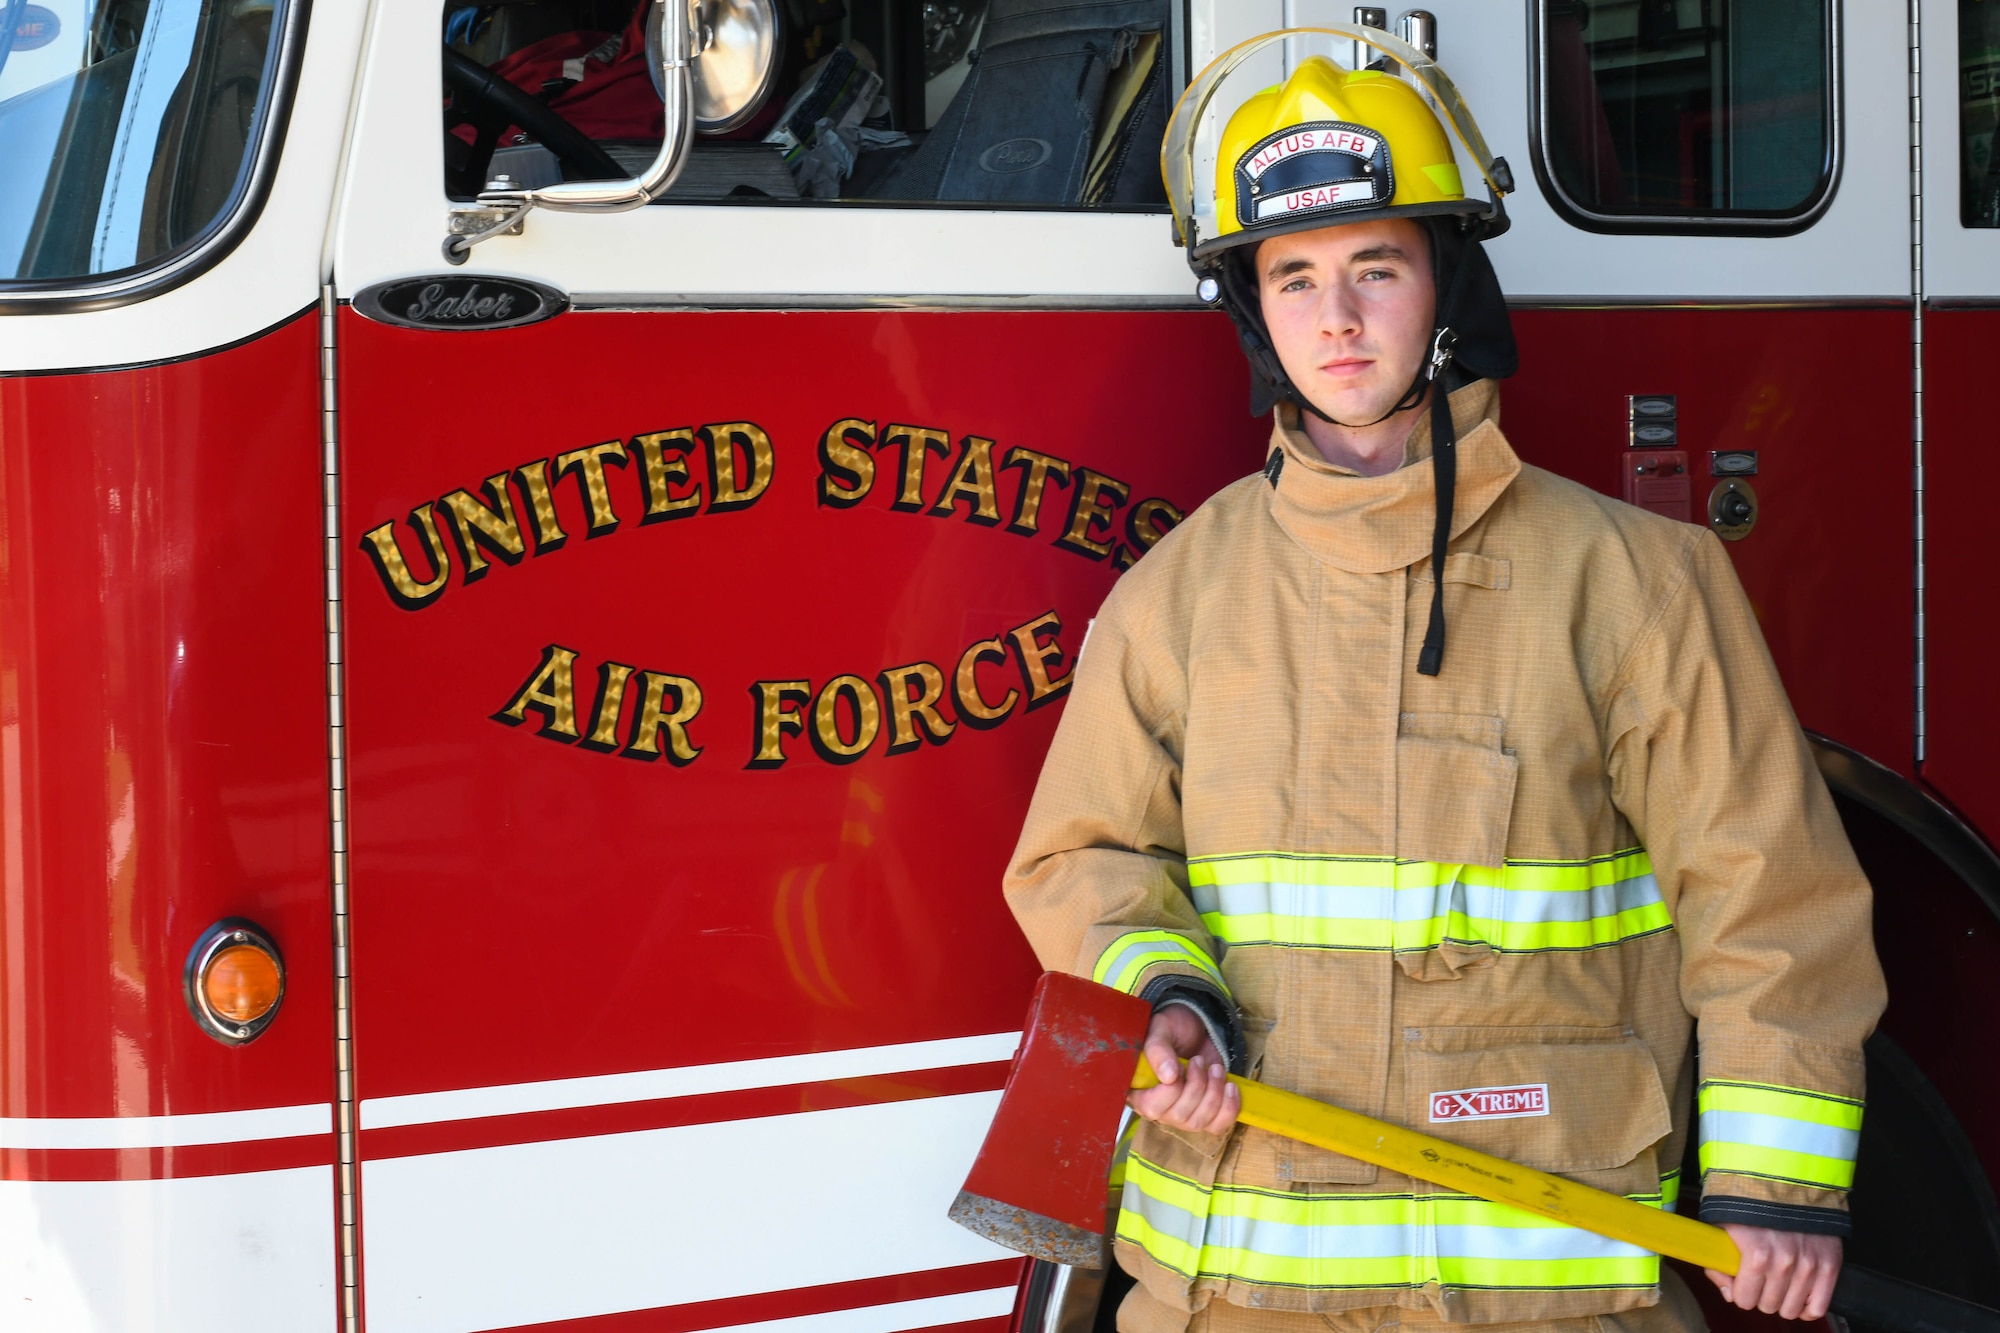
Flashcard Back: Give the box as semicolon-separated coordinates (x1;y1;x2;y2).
183;917;286;1046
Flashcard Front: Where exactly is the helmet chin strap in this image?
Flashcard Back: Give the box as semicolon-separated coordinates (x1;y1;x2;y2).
1292;325;1458;677
1293;216;1461;432
1414;326;1459;677
1213;220;1478;673
1294;229;1474;678
1292;336;1442;430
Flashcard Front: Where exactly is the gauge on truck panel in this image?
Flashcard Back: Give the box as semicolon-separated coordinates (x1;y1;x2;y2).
1708;478;1759;542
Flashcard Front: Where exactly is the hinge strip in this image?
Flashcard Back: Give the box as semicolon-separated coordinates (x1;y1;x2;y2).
1910;0;1927;767
320;286;361;1333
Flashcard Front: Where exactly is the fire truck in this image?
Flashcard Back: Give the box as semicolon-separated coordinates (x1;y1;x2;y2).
1;0;1995;1330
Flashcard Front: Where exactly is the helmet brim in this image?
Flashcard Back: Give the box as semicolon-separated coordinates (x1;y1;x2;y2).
1189;198;1501;263
1166;27;1511;259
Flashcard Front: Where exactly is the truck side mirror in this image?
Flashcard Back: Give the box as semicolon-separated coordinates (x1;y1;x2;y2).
448;0;779;260
651;0;783;135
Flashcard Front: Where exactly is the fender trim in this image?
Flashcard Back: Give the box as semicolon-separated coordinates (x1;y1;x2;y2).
1808;731;2000;924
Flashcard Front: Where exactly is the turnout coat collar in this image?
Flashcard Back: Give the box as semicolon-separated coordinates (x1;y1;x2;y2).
1265;380;1521;575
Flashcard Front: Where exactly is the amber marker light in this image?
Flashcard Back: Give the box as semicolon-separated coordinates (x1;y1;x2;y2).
184;919;286;1045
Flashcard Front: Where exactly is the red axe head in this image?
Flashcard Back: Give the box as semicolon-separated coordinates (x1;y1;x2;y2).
948;972;1153;1268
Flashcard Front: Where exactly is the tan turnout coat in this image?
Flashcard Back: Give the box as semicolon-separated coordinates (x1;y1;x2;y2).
1004;382;1885;1329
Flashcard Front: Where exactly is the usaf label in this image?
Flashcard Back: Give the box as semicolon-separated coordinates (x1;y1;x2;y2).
1429;1083;1550;1123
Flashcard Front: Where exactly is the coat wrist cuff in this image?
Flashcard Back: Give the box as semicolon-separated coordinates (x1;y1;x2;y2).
1698;1195;1852;1237
1139;975;1245;1074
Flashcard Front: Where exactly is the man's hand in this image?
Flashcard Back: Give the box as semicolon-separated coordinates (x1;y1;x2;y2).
1126;1006;1240;1135
1704;1225;1842;1320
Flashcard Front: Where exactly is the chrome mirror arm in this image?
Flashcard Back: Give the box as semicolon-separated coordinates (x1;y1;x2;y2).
446;0;698;260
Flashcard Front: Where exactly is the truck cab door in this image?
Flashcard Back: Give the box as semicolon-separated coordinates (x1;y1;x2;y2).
329;5;1264;1330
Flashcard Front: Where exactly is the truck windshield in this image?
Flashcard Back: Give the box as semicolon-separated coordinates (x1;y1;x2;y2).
0;0;284;284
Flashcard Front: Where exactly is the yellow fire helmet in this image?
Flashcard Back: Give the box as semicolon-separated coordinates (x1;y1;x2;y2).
1164;27;1512;265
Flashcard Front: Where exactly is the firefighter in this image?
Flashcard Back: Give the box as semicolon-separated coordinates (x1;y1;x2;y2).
1002;32;1884;1333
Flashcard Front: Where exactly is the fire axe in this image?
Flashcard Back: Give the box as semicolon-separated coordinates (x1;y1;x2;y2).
949;972;2000;1333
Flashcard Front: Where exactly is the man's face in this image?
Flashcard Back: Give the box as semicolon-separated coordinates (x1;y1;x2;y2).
1255;218;1437;427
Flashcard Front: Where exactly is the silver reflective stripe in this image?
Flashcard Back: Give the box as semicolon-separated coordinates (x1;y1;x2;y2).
1119;1175;1206;1250
1192;880;1385;920
1207;1213;1412;1259
1698;1110;1862;1162
1098;938;1164;983
1190;873;1664;926
1095;936;1217;991
1432;1223;1650;1262
1122;1179;1653;1265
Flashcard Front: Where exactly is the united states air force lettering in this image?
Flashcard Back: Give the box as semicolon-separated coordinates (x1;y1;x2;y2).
359;417;1186;769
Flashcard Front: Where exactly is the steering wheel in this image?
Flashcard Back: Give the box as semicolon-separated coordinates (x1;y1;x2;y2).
443;46;628;198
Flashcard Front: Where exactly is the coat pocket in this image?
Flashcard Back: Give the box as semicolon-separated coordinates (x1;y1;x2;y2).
1395;712;1518;870
1405;1026;1674;1198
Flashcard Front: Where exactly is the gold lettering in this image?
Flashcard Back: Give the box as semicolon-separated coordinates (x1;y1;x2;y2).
883;423;951;512
553;440;630;534
1056;468;1131;561
493;645;581;740
812;675;882;763
703;422;776;512
437;473;527;581
514;458;569;553
579;661;636;752
1003;447;1073;535
929;436;1001;525
878;661;955;754
624;671;704;765
1009;611;1073;709
953;637;1019;729
818;418;877;508
635;429;703;522
1115;496;1186;570
359;505;452;610
749;680;812;768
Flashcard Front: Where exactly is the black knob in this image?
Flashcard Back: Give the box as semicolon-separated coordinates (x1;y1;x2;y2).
1722;494;1753;525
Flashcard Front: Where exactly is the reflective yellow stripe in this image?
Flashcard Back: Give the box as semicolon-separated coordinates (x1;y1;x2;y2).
1698;1081;1861;1191
1117;1154;1669;1292
1187;849;1668;954
1092;930;1228;996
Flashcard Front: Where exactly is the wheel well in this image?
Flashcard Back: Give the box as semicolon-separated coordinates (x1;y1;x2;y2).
1810;732;2000;925
1810;733;2000;1310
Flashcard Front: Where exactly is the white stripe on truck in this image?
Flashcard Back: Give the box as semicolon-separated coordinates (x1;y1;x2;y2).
361;1031;1021;1129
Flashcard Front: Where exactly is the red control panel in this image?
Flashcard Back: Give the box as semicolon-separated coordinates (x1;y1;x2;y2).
1623;448;1691;522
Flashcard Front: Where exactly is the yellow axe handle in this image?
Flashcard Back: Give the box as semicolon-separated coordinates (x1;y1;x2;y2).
1130;1061;1741;1276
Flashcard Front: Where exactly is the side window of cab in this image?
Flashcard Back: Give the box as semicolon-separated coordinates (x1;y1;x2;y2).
0;0;299;296
441;0;1173;211
1532;0;1836;234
